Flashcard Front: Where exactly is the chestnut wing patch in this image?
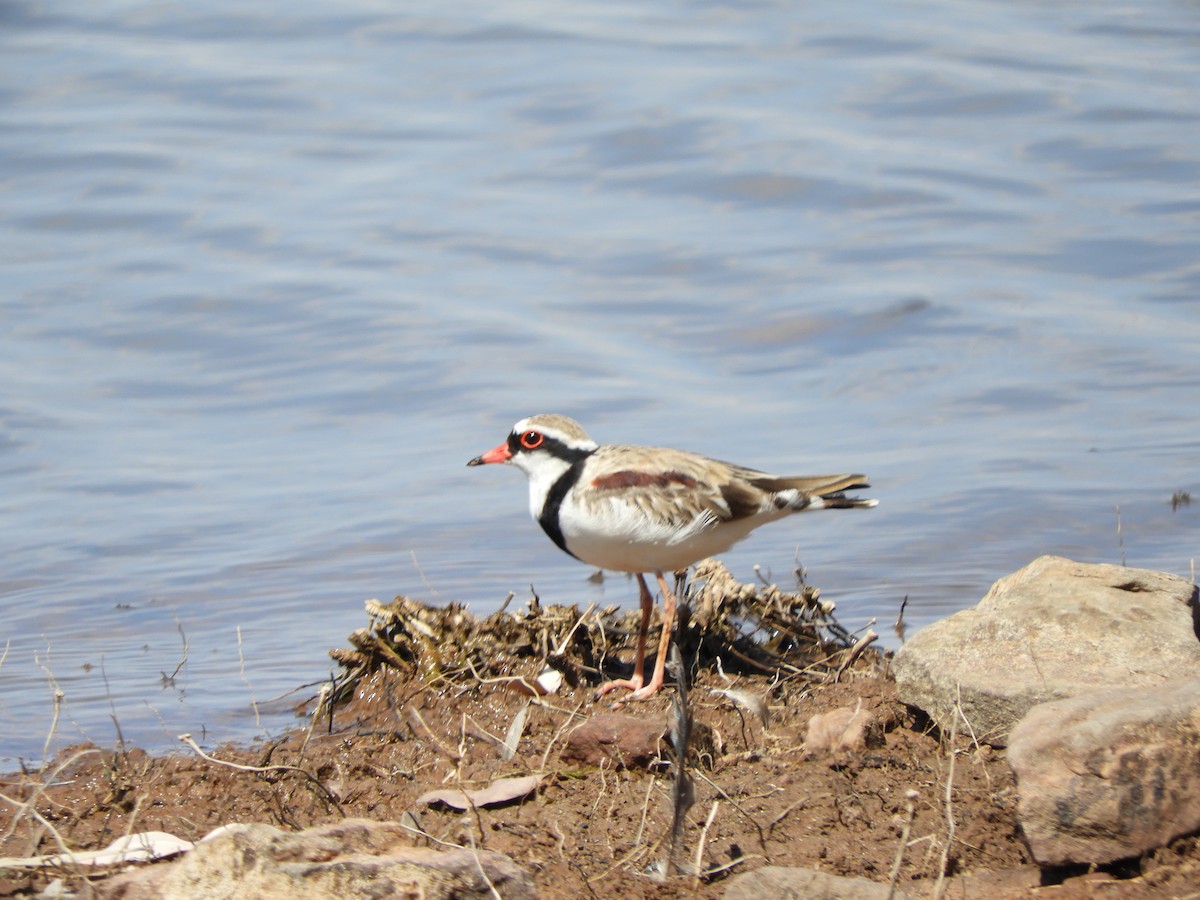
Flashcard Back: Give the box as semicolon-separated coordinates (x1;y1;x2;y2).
591;470;699;491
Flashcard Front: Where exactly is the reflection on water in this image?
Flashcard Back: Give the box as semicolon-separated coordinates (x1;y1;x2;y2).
1;0;1197;763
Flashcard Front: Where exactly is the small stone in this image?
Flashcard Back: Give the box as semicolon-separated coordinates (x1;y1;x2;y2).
561;713;668;768
723;865;909;899
803;704;882;757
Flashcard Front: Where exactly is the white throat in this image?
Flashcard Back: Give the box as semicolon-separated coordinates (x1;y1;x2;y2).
512;452;577;520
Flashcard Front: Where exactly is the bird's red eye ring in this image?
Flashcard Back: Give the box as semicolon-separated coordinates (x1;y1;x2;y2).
520;430;544;450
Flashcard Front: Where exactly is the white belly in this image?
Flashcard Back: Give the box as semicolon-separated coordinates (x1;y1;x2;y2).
556;499;786;574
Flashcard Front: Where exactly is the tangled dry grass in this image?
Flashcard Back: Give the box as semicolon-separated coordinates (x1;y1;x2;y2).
328;559;877;705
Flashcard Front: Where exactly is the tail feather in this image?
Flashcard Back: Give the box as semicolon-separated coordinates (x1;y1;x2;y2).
752;473;877;512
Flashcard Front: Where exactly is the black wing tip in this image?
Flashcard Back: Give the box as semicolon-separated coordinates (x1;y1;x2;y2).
820;493;878;509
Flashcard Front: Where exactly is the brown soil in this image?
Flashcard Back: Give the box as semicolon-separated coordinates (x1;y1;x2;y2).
3;576;1199;898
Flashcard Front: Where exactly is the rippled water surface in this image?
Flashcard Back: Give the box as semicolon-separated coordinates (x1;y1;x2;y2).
2;0;1198;763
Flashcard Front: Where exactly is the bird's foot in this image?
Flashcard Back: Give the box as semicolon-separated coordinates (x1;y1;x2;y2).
595;676;643;701
625;679;664;702
595;675;664;708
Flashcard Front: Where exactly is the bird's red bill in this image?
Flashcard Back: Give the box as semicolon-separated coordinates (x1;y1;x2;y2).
467;443;512;466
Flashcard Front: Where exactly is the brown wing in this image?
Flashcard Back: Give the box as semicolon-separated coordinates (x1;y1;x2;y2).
584;446;873;525
584;446;753;527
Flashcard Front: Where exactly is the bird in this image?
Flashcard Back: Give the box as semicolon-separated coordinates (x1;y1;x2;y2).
467;414;877;701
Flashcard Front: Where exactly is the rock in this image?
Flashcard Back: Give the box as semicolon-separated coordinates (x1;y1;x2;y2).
938;866;1041;897
98;819;535;900
722;865;910;899
892;556;1199;746
561;712;668;768
1007;677;1200;867
803;703;883;757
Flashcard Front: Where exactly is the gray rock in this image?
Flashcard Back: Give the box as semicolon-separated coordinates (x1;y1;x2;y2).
893;556;1199;746
723;865;910;899
1007;677;1200;867
98;819;535;900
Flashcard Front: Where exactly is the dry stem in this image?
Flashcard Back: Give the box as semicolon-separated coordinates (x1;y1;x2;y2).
178;733;342;813
692;800;720;887
887;789;919;900
932;719;959;900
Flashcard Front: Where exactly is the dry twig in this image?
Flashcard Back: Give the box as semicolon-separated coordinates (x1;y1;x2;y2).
178;733;343;813
835;629;878;682
932;719;959;900
887;789;919;900
406;706;463;763
692;800;720;887
237;625;262;729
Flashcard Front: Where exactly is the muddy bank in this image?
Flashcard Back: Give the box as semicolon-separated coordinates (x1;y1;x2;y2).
2;564;1197;898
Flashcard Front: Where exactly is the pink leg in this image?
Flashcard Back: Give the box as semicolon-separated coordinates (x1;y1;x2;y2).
596;573;654;698
626;571;675;701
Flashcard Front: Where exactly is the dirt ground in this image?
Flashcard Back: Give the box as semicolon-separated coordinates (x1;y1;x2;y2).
3;581;1199;898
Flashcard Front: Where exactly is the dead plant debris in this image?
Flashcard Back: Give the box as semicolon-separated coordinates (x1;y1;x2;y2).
328;559;869;707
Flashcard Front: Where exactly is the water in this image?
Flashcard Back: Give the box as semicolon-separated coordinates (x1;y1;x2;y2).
2;0;1197;765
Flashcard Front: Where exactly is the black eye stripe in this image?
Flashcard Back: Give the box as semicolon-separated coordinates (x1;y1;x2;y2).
508;430;594;464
